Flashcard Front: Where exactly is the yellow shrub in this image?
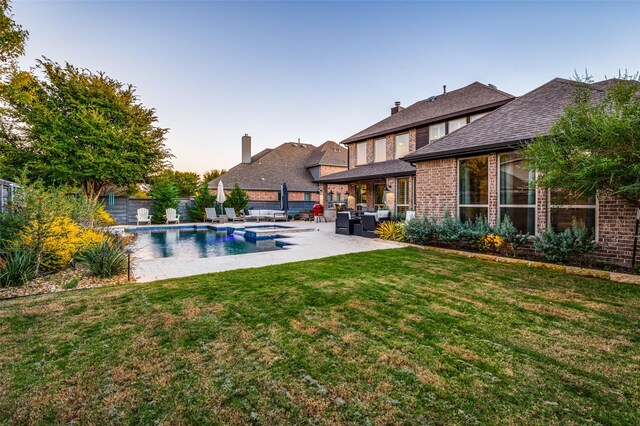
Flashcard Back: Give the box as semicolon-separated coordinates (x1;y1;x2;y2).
95;206;116;226
375;221;406;242
480;234;504;253
22;218;108;272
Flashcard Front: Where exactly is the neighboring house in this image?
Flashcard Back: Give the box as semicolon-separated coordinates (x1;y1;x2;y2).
403;77;638;267
209;135;348;212
316;82;514;215
0;179;18;213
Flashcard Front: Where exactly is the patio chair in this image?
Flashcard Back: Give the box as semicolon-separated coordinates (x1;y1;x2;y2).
377;210;390;222
354;214;377;238
205;208;223;223
136;208;151;225
405;211;416;223
166;208;180;224
336;211;358;235
225;207;244;223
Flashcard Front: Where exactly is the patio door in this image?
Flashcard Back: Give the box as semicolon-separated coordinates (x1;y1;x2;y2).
396;177;409;217
374;184;385;210
355;184;367;210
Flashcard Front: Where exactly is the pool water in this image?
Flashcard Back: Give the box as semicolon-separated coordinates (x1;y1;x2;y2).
131;228;283;260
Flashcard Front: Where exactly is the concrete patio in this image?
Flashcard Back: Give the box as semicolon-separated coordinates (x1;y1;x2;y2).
131;220;403;282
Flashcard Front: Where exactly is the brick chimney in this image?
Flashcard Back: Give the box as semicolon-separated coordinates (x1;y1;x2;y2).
390;101;404;115
242;134;251;164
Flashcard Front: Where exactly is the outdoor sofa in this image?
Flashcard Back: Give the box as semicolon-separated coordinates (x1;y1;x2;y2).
244;209;287;222
335;211;360;235
354;214;378;238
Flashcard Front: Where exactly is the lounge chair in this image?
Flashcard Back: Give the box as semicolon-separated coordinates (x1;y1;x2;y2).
225;207;244;223
335;211;358;235
405;211;416;223
166;208;180;224
136;208;151;225
354;214;377;238
377;210;390;222
205;208;223;223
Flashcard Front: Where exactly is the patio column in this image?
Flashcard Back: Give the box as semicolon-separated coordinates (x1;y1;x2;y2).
321;183;328;207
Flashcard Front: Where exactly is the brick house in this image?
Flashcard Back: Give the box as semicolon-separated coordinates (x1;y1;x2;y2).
316;82;514;216
403;78;639;267
208;135;347;212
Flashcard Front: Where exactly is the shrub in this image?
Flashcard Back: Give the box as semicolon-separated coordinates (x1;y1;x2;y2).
375;221;406;242
434;211;464;244
0;211;28;252
462;215;492;250
480;234;505;253
226;184;249;215
79;237;128;278
0;247;37;287
186;182;216;222
533;221;597;263
150;179;180;223
404;216;436;245
495;215;529;257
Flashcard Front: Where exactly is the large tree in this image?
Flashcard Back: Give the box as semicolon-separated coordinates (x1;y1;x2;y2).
0;58;171;199
0;0;28;74
524;78;640;206
154;170;200;198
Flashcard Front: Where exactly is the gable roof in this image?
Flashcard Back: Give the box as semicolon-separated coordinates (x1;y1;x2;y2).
305;141;348;168
403;78;608;162
208;141;347;192
341;82;514;145
315;160;415;184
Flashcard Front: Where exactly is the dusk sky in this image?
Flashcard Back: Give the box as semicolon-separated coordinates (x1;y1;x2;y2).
12;1;640;175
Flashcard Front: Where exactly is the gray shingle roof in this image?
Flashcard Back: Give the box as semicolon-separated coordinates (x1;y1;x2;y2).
315;160;415;183
403;78;608;162
305;141;348;168
341;82;514;145
208;142;347;192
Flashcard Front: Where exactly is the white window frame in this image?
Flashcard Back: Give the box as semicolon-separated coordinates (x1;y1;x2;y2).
429;123;446;142
497;152;537;235
457;155;489;220
395;133;410;159
374;138;386;162
356;142;367;165
396;177;410;216
470;112;488;122
448;117;467;133
547;190;598;238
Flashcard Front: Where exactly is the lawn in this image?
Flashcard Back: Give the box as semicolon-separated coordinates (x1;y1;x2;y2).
0;247;638;425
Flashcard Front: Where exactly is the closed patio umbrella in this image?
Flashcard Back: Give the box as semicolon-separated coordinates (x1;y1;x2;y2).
280;183;289;213
216;181;226;215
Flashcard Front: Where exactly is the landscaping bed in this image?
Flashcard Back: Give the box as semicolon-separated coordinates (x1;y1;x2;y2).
1;247;638;424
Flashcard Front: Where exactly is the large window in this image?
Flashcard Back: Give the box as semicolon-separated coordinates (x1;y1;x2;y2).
448;117;467;133
499;154;536;234
396;177;410;216
374;138;386;162
374;184;386;209
429;123;446;142
356;142;367;165
459;156;488;222
395;133;410;159
355;184;367;210
470;112;487;122
549;190;596;233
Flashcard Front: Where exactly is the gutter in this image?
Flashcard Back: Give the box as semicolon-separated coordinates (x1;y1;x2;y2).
402;139;531;163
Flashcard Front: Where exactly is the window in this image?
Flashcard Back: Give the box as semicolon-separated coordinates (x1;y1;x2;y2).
396;177;410;216
304;192;311;202
374;138;386;162
356;142;367;165
549;190;596;233
459;156;488;222
448;117;467;133
395;133;410;159
470;112;487;122
374;184;386;209
355;184;367;210
429;123;446;142
499;154;536;234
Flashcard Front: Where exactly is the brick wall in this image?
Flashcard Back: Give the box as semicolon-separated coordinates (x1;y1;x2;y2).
319;165;347;177
593;196;639;267
415;158;457;218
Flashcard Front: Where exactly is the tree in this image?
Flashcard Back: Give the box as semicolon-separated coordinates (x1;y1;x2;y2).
523;76;640;265
186;182;216;222
202;169;226;184
154;170;199;197
0;0;28;75
149;180;179;223
226;184;249;215
0;58;171;200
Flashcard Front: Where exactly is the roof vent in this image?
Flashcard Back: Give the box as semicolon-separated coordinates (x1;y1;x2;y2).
443;85;447;95
488;83;497;89
426;96;437;102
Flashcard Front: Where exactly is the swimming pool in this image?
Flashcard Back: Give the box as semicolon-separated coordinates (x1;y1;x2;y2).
128;227;287;260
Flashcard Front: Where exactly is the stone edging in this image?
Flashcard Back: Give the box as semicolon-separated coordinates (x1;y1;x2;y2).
400;243;640;285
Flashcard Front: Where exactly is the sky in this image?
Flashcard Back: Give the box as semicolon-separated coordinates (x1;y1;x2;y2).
11;0;640;175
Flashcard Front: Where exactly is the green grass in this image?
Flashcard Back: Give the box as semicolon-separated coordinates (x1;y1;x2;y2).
1;247;639;424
